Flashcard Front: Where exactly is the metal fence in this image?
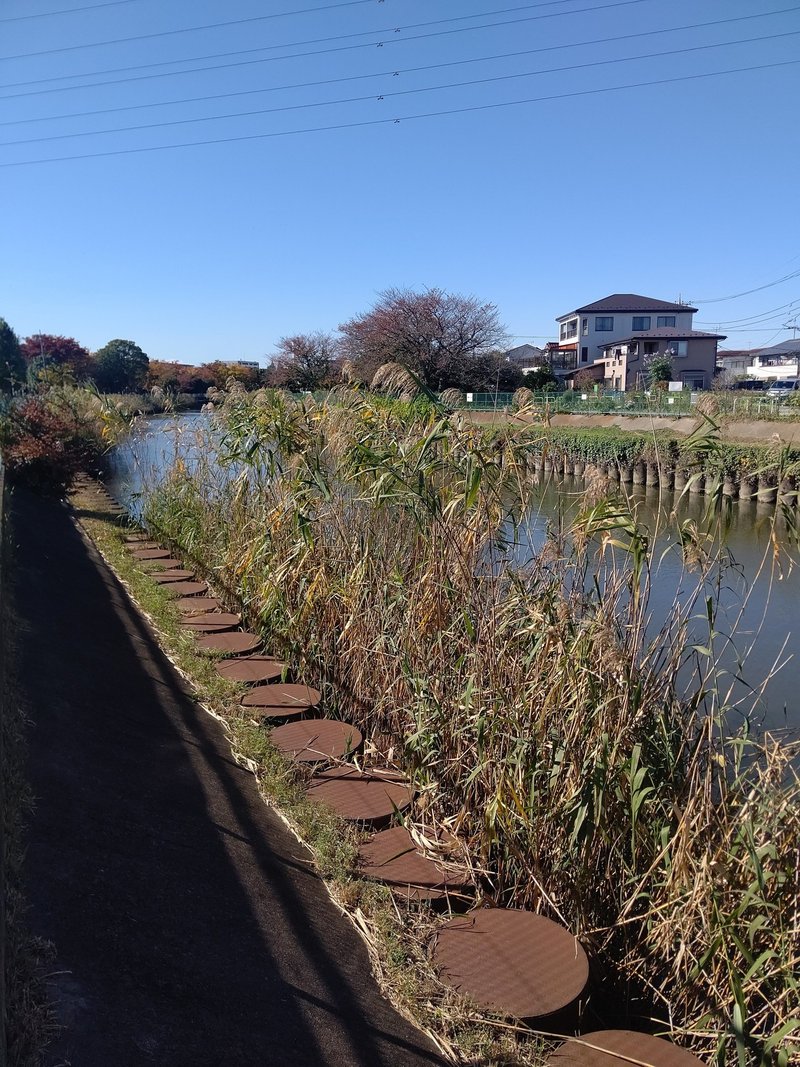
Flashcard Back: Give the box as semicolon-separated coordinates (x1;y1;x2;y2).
456;390;799;420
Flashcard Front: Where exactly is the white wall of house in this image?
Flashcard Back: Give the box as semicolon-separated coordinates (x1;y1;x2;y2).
748;360;799;380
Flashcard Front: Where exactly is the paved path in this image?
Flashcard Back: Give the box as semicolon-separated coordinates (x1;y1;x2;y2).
9;489;442;1067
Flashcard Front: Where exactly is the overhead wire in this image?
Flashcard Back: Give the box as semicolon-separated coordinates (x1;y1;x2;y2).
3;30;798;149
0;0;656;95
2;6;796;128
0;0;144;20
2;56;798;169
692;268;800;304
0;0;589;62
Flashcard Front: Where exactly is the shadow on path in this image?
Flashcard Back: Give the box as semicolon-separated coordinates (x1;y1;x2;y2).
9;489;442;1067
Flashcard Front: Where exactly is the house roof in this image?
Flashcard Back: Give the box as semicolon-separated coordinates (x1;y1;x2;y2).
558;294;698;319
600;328;726;349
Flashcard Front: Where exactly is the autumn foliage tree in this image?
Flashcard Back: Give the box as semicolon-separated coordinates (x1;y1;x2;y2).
267;332;339;391
339;286;508;391
20;334;92;380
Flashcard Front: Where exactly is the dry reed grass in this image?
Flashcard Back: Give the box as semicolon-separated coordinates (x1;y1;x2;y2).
132;388;800;1065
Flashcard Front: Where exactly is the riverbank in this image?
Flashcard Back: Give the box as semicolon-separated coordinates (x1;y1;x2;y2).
125;389;800;1066
465;410;800;446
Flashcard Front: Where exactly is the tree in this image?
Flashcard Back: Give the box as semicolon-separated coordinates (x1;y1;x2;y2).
267;332;339;391
647;354;673;386
521;363;560;391
0;318;26;392
20;334;92;379
339;286;508;391
92;338;149;393
200;361;261;390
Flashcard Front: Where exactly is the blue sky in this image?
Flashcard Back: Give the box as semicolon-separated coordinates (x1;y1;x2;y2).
1;0;798;365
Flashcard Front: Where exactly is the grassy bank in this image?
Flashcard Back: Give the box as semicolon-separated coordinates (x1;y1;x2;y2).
121;389;799;1065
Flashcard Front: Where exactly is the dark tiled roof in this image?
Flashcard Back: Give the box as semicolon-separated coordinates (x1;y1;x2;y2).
559;293;698;318
600;328;726;348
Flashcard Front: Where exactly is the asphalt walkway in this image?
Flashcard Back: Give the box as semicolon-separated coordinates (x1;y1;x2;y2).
8;488;442;1067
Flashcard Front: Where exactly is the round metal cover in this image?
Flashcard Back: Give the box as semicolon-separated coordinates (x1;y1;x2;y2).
306;766;413;825
124;534;149;543
175;597;222;614
433;909;588;1021
152;570;196;583
216;656;286;683
180;613;241;633
358;825;469;900
270;719;362;763
139;558;183;571
162;581;208;597
546;1031;705;1067
197;631;261;656
130;547;170;559
242;683;321;717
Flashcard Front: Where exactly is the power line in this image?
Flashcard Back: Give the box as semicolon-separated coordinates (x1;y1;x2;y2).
0;0;144;21
696;298;800;327
0;0;582;62
4;30;797;149
0;0;653;94
2;56;797;169
2;6;794;128
692;267;800;304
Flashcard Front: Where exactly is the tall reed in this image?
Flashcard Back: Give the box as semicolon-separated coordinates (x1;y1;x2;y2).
137;389;800;1065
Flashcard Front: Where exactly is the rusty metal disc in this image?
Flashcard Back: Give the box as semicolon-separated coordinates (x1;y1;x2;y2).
197;631;261;656
241;683;321;717
358;825;470;900
180;612;241;633
162;581;208;597
216;656;286;683
306;766;413;825
546;1031;705;1067
152;570;196;583
130;547;170;559
270;718;362;763
124;534;149;543
174;597;223;614
139;558;183;571
433;909;588;1021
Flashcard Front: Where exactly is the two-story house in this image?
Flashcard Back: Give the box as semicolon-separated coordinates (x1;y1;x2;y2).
555;293;724;391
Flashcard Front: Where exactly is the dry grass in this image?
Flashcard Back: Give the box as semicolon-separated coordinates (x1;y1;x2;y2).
115;390;800;1065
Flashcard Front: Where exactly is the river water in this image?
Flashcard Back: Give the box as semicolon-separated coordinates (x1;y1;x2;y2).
110;415;799;737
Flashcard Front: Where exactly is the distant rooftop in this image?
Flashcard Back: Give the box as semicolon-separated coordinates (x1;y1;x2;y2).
558;293;698;319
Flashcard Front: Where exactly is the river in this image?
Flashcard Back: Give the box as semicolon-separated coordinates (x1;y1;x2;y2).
110;415;799;737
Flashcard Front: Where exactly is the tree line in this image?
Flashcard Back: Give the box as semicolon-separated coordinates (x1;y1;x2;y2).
1;286;554;397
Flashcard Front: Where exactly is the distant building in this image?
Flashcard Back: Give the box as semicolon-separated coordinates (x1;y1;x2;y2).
554;293;724;391
717;340;800;382
504;342;576;378
217;359;260;369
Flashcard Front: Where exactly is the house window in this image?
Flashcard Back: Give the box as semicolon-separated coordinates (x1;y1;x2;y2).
682;373;705;389
632;316;650;330
595;316;614;331
657;315;676;327
560;318;578;341
582;318;588;335
667;340;688;357
581;347;588;362
643;341;659;355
